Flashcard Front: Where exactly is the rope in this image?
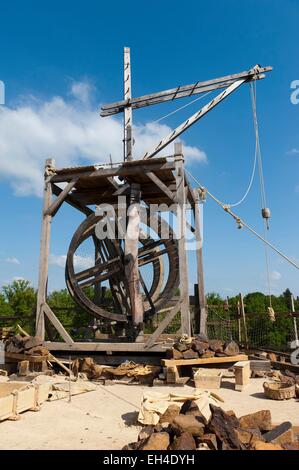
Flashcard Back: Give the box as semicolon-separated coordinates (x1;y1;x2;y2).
184;168;299;271
250;80;272;305
150;91;212;125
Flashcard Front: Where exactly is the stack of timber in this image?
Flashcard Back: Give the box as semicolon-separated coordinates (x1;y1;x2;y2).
123;400;299;450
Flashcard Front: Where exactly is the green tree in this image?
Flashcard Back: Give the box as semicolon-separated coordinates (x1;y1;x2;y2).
2;279;37;333
0;293;13;317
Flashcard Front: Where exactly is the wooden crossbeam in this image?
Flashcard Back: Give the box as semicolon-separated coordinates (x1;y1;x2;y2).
141;77;247;160
52;184;93;216
45;178;78;217
100;66;272;116
144;302;181;349
146;171;177;201
43;303;74;344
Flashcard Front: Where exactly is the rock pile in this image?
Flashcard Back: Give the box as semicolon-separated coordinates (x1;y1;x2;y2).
167;334;240;360
5;335;49;356
123;400;299;451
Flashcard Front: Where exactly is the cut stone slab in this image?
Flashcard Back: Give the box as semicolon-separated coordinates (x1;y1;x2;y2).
239;410;272;432
282;441;299;450
198;433;218;450
166;348;183;360
141;432;170;450
253;440;283;451
263;422;293;445
224;341;239;356
208;405;241;450
209;340;224;353
172;414;205;437
236;428;263;446
159;404;181;424
23;336;43;350
173;343;189;352
172;432;196;450
25;346;49;356
182;349;199;360
191;341;209;355
201;351;215;359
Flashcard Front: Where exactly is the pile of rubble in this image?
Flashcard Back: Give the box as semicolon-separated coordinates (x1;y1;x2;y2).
72;358;161;385
167;334;240;360
5;335;49;357
124;400;299;451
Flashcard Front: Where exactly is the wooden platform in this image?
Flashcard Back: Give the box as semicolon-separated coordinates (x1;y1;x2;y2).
4;352;49;363
162;354;248;367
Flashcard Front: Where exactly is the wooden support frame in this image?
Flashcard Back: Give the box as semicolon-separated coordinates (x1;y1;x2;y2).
101;65;272;116
35;148;203;352
124;183;144;339
146;171;177;202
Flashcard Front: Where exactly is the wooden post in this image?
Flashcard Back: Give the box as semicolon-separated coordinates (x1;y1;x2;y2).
124;46;133;161
237;300;242;343
193;189;206;334
36;159;54;339
125;183;144;341
291;295;299;346
239;293;248;348
175;143;191;336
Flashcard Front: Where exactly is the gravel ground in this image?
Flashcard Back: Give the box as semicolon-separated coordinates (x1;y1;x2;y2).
0;377;298;450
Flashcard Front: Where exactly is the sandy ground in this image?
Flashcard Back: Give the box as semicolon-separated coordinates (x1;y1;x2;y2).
0;377;298;450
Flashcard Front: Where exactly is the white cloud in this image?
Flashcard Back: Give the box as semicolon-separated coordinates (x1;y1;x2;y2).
70;81;94;104
270;270;281;282
0;82;207;197
49;253;94;270
5;257;20;265
49;254;67;268
287;148;299;155
12;276;25;282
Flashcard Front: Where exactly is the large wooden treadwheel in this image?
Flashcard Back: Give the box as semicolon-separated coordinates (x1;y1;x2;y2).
65;212;179;323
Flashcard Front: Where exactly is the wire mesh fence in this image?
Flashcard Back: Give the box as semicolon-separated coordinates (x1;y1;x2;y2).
207;306;298;352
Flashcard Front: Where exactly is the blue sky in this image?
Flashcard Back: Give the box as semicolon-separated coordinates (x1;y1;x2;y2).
0;0;298;297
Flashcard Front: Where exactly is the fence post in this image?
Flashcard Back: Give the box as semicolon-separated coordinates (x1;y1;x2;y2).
239;293;249;349
291;295;299;346
237;300;242;343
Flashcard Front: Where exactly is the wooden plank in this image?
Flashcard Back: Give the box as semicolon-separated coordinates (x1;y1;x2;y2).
51;184;93;216
144;302;181;350
5;352;49;363
44;178;78;216
51;161;176;183
146;171;176;202
162;354;248;367
142;78;247;160
175;144;191;336
45;341;168;352
43;303;74;344
100;65;272;116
